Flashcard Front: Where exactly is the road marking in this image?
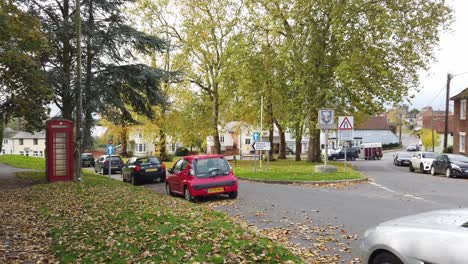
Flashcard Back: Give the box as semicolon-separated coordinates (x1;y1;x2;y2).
369;182;425;201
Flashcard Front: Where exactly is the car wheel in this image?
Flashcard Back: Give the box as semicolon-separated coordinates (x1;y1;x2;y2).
371;251;403;264
332;156;337;161
420;164;426;174
430;166;436;176
409;164;415;172
131;175;139;186
184;186;194;202
446;167;452;178
160;175;166;183
228;191;238;199
100;167;104;175
121;172;126;182
351;156;356;161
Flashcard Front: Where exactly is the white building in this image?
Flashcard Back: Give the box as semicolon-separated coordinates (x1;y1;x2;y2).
1;128;46;157
130;131;183;157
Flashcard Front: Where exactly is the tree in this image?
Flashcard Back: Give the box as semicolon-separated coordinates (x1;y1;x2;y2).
251;0;452;162
420;128;440;151
24;0;169;151
0;0;51;150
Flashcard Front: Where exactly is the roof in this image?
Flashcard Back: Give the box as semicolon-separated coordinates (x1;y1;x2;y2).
10;131;45;139
355;116;389;130
184;154;224;161
451;87;468;100
353;130;399;145
422;115;454;134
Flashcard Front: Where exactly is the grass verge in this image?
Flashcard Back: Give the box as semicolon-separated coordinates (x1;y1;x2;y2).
0;154;45;170
232;159;364;182
4;157;302;263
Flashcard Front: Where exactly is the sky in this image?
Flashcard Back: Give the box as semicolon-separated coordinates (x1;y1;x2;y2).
410;0;468;111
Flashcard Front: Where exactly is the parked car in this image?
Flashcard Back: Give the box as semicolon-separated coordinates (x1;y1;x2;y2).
409;151;437;173
431;154;468;178
94;155;124;174
406;143;419;151
361;209;468;264
122;156;166;185
81;153;95;167
166;154;238;201
393;152;411;166
328;148;359;161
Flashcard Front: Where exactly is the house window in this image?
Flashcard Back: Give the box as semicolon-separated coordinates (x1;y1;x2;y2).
136;143;146;153
19;139;24;145
25;151;29;156
220;135;225;143
171;143;176;152
136;132;143;139
33;139;38;145
461;100;467;120
245;138;251;145
460;132;466;153
19;151;24;155
33;151;39;157
39;151;43;157
3;139;7;144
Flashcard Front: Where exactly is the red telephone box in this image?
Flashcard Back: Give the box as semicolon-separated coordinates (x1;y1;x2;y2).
46;119;74;182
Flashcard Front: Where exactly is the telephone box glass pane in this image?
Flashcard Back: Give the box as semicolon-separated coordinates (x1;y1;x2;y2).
54;132;67;177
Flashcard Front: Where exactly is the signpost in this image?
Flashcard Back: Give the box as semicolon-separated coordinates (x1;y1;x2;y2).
106;141;114;177
338;116;354;170
252;141;271;172
317;109;335;166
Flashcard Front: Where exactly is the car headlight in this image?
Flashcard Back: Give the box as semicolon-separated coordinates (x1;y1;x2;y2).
452;163;461;170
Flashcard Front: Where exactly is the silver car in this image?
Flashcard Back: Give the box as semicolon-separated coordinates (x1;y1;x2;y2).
361;209;468;264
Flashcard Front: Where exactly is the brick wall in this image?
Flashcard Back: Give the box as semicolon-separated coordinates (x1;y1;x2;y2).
453;99;468;154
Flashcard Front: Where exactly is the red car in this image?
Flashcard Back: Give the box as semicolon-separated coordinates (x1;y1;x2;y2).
166;155;238;201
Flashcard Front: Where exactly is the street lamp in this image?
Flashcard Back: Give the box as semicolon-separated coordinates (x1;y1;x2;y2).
445;72;468;149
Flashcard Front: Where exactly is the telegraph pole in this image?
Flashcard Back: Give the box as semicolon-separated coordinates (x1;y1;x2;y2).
74;0;83;181
444;73;451;149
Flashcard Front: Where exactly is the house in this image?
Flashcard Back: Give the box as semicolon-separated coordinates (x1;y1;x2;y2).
129;130;183;157
206;122;310;158
322;115;399;149
414;106;447;131
421;112;453;153
1;128;46;157
450;88;468;154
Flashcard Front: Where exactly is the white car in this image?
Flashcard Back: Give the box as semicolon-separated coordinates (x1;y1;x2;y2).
361;209;468;264
409;151;437;173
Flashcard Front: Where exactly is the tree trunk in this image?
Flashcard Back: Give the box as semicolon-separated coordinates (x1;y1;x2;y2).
119;126;128;155
274;119;286;159
294;122;303;161
212;86;221;154
308;127;321;163
61;0;73;120
159;126;167;160
82;0;94;151
0;116;4;151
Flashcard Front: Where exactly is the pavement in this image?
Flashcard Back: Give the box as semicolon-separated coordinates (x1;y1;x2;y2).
0;163;40;190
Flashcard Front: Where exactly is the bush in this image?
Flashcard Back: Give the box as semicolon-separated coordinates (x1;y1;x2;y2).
443;145;453;153
161;154;173;162
125;151;133;157
175;147;189;156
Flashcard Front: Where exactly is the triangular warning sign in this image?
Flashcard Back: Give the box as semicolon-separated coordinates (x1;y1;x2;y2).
339;117;353;130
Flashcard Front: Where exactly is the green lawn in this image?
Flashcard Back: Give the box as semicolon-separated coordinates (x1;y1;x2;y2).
2;156;303;263
0;154;45;170
232;159;364;182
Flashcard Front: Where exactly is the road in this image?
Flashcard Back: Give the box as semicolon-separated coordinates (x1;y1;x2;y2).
90;145;468;262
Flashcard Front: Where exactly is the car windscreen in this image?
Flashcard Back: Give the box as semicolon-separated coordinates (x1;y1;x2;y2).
449;155;468;163
106;156;121;161
194;158;230;178
399;153;410;158
82;154;93;158
136;157;161;164
422;153;437;159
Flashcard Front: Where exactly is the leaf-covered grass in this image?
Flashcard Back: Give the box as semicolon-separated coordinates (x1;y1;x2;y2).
0;154;45;170
232;159;364;181
16;171;48;183
12;164;302;262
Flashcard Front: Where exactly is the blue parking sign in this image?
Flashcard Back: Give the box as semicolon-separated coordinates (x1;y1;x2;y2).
253;132;260;141
106;144;115;155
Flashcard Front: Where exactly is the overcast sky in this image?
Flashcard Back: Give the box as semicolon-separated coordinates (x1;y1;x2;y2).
410;0;468;111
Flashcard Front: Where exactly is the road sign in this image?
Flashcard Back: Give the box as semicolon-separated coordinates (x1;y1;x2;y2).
253;132;260;141
106;144;115;155
317;109;335;129
252;141;271;151
338;116;353;130
340;131;353;140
